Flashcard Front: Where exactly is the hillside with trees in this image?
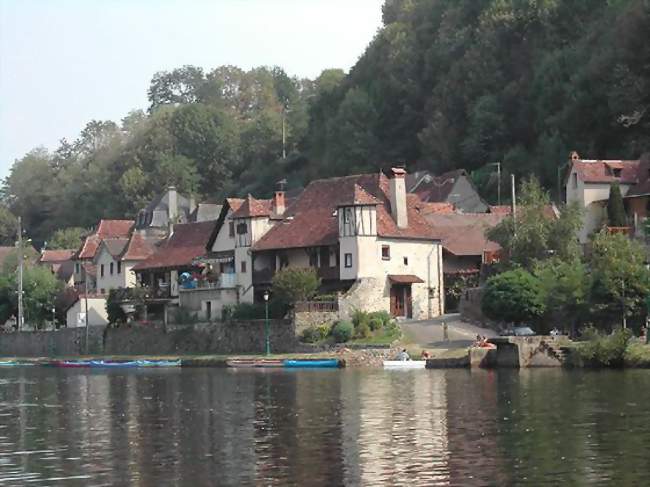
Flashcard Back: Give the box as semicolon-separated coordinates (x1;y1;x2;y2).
2;0;648;244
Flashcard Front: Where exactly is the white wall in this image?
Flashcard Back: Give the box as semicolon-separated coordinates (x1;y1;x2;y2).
212;211;237;252
566;168;632;243
65;297;108;327
95;248;138;293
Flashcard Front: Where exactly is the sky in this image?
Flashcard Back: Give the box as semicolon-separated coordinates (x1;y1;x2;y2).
0;0;384;177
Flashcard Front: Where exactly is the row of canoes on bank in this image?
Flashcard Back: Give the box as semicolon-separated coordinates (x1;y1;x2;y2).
0;358;343;369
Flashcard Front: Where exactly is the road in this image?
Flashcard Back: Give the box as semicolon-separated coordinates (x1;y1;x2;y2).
399;313;497;349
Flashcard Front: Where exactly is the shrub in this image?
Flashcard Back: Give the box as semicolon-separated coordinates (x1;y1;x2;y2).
171;307;199;325
368;316;384;331
355;320;371;339
228;300;289;320
482;268;545;324
313;294;337;302
351;308;370;328
577;327;633;367
271;267;321;305
332;320;354;343
368;310;392;328
301;323;332;343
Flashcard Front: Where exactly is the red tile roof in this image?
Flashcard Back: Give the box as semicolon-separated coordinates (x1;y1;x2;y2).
337;184;380;206
419;202;455;215
132;221;215;271
39;249;75;263
571;159;640;184
253;172;440;251
121;233;159;261
231;195;272;218
75;220;134;260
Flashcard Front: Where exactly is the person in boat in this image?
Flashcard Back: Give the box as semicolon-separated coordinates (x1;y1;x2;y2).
396;349;410;361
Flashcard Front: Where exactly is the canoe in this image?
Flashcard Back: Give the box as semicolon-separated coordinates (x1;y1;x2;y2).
135;360;181;367
88;360;138;368
283;359;339;368
0;361;29;367
383;360;427;369
58;361;91;368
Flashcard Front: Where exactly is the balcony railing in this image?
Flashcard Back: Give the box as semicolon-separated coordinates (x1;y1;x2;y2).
180;273;238;290
295;301;339;313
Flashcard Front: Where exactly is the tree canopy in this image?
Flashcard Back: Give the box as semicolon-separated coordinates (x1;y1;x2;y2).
2;0;649;244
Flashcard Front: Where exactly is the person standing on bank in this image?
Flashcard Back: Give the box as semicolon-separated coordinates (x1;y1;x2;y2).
443;322;449;342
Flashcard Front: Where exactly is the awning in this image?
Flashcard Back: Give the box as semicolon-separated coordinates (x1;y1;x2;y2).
388;274;424;284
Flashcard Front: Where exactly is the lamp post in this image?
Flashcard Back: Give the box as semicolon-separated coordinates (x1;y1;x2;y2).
263;291;270;355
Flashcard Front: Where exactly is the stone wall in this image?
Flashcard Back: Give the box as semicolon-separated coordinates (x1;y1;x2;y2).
0;319;298;357
293;311;339;335
0;326;105;357
491;336;568;368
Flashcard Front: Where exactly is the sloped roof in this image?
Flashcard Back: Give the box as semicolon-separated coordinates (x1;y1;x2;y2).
190;203;222;222
419;202;455;215
231;195;273;218
253;172;439;251
414;170;467;203
488;205;559;219
121;233;159;261
54;260;75;282
206;198;245;251
39;249;75;263
75;220;134;260
100;239;129;259
337;184;380;206
423;213;505;256
571;159;640;184
132;221;216;271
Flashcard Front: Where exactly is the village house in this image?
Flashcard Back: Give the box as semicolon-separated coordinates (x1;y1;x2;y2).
565;151;649;243
230;168;445;319
131;220;217;322
407;169;488;213
38;249;75;287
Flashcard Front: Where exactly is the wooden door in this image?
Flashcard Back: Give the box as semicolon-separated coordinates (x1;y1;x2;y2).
390;285;405;317
405;286;412;319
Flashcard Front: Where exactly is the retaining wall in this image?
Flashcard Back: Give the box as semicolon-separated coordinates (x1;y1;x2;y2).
0;319;297;357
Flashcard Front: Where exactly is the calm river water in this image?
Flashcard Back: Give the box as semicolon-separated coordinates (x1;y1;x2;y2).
0;367;649;486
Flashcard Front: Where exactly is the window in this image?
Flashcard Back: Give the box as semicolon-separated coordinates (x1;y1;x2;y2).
344;253;352;268
404;257;408;266
309;251;318;267
236;222;248;235
229;221;235;237
343;208;352;224
241;261;247;273
100;264;105;277
117;262;121;274
381;245;390;260
110;262;114;275
206;301;212;320
100;288;105;295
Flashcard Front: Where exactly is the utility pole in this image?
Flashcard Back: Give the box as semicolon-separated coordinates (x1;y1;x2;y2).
17;216;24;331
511;174;517;236
282;109;286;160
84;270;90;354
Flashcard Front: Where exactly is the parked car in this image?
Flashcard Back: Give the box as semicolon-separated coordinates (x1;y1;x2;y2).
500;326;536;337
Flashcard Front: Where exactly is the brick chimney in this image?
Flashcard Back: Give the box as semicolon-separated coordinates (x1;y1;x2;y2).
273;179;287;216
389;167;408;229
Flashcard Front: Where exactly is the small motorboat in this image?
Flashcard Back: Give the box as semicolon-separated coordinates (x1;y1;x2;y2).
383;360;427;369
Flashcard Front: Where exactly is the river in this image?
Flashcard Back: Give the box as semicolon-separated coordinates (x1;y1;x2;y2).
0;367;648;486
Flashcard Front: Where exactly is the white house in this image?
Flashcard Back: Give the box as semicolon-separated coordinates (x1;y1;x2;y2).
65;295;109;327
565;151;643;243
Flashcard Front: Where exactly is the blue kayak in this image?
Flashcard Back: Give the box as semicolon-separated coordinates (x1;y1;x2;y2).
135;360;181;367
283;359;339;368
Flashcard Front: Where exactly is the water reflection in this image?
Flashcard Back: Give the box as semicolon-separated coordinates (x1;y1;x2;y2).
1;368;650;485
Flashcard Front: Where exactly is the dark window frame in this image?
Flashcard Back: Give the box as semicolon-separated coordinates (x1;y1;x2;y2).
381;245;391;260
229;221;235;237
117;261;122;274
110;262;114;275
100;264;104;277
241;261;247;273
344;253;352;268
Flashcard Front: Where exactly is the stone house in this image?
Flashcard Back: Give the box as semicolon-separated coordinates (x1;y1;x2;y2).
565;151;648;243
407;169;488;213
72;219;135;292
241;168;445;319
132;220;217;321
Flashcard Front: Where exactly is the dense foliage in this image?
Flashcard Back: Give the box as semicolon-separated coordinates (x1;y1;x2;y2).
482;268;546;324
576;327;633;367
271;267;320;306
607;182;627;227
2;0;648;244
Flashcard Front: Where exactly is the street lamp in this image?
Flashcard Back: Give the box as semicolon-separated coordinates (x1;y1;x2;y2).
263;291;270;355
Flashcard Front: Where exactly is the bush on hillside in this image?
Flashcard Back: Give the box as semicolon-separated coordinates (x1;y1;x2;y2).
576;327;632;367
482;268;545;324
271;267;321;305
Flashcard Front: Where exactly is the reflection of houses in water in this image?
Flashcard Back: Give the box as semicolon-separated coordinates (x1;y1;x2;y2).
341;371;450;486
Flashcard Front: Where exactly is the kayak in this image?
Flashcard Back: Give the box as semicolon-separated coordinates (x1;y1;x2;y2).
283;359;340;368
383;360;427;369
89;360;138;368
0;361;31;367
135;360;181;367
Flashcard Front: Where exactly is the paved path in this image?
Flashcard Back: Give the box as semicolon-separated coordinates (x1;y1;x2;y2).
399;313;497;349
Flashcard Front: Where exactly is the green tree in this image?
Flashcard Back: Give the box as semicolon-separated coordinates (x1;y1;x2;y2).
271;268;321;306
482;268;546;324
0;265;62;327
535;257;590;333
0;206;17;246
588;231;650;328
607;182;627;227
47;227;89;250
487;177;582;269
